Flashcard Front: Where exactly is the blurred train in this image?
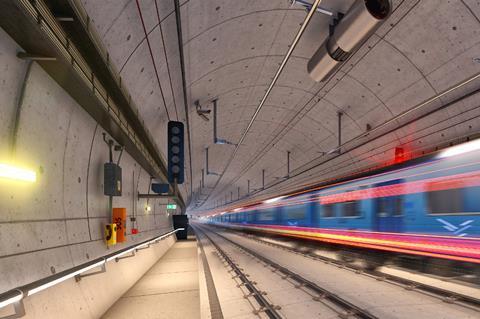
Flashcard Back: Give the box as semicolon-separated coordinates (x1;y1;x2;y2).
206;139;480;276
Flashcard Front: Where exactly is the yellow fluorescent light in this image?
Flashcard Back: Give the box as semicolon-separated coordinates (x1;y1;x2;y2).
0;163;36;182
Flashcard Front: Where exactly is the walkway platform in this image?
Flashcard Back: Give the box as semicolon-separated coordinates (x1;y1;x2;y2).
102;238;200;319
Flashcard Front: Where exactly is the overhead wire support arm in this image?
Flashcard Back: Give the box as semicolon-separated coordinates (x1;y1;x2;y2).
213;99;236;146
205;147;219;176
289;0;334;16
195;0;324;208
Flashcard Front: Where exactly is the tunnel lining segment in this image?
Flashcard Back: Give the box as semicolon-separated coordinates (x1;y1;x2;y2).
0;0;186;210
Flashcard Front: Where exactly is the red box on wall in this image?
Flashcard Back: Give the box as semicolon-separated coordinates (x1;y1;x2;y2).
112;208;127;242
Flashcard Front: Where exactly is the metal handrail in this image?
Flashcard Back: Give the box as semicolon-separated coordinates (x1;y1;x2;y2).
0;228;183;318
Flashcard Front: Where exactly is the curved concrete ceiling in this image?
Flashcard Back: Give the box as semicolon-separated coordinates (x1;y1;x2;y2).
79;0;480;214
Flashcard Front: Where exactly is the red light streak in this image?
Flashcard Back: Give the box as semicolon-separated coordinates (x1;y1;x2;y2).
222;223;480;264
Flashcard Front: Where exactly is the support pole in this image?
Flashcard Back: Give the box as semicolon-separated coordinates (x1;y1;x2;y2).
338;111;343;154
205;147;209;174
247;180;250;194
262;169;265;189
213;98;217;143
238;186;240;200
201;168;205;188
287;151;291;178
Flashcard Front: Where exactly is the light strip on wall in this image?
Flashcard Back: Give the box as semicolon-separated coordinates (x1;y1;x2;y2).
0;163;36;182
28;260;106;296
0;291;23;309
105;229;183;262
0;229;183;311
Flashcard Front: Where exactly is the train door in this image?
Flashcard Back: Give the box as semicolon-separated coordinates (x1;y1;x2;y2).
373;179;404;233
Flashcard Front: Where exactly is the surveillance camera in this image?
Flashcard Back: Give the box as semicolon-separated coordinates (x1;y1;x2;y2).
308;0;391;82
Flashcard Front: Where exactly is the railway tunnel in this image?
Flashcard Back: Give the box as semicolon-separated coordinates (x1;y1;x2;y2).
0;0;480;318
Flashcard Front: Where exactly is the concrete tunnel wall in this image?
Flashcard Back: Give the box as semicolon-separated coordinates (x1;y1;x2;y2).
0;26;177;315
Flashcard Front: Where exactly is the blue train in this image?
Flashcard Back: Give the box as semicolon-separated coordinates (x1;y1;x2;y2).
206;140;480;269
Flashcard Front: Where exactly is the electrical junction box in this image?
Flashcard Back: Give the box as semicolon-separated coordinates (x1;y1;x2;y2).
104;162;122;196
113;208;127;243
173;215;189;240
151;183;170;194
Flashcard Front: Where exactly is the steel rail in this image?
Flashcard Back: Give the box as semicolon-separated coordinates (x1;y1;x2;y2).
198;224;378;319
226;226;480;311
193;225;283;319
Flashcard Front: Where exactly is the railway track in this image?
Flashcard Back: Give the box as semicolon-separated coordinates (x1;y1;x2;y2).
194;225;283;319
219;226;480;311
195;224;379;319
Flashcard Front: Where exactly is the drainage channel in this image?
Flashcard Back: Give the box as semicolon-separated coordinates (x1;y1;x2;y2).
225;227;480;312
197;224;378;319
193;225;283;319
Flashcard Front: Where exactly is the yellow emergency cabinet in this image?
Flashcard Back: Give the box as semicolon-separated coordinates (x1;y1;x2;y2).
105;223;117;246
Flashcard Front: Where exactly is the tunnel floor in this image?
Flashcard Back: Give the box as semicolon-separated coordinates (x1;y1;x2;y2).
102;239;200;319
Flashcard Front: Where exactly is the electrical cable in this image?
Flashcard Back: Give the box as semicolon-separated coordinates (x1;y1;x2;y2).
135;0;170;121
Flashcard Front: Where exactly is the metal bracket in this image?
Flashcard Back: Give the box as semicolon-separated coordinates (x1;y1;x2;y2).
74;263;106;282
135;245;150;251
0;299;25;319
17;52;56;61
55;16;74;22
205;147;220;176
289;0;334;16
115;250;136;262
213;99;237;146
137;192;176;199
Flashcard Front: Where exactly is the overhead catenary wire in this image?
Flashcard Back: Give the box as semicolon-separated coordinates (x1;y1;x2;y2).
206;0;418;207
203;82;480;214
135;0;170;121
153;0;179;121
174;0;194;200
197;0;324;209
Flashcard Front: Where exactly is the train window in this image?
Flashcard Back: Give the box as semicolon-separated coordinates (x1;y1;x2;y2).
247;212;254;222
342;201;360;217
377;196;403;216
463;186;480;213
285;206;306;220
322;204;335;218
258;210;275;221
428;186;480;214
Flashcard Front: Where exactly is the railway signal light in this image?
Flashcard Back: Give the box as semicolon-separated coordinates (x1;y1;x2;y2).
167;121;184;184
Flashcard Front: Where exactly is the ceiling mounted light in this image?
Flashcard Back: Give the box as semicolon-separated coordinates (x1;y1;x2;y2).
438;139;480;159
263;196;285;204
308;0;392;82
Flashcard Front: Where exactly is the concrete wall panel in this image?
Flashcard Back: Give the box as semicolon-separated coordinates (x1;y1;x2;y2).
0;22;173;304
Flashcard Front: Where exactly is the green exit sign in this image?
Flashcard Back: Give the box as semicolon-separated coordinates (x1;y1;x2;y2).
167;204;177;210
